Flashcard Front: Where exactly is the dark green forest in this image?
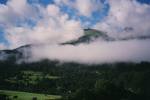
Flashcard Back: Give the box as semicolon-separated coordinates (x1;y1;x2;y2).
0;58;150;100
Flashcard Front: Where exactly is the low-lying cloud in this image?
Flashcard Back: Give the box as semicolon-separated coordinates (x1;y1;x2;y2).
24;39;150;64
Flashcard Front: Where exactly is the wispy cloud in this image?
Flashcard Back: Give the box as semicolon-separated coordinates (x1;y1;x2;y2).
95;0;150;38
0;43;7;50
23;39;150;64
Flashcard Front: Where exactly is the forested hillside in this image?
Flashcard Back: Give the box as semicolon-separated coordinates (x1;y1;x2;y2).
0;59;150;100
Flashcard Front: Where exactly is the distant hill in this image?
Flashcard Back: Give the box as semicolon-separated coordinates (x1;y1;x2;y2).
61;28;114;45
0;28;150;62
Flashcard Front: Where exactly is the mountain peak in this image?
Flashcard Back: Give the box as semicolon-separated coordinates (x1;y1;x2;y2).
61;28;112;45
83;28;109;38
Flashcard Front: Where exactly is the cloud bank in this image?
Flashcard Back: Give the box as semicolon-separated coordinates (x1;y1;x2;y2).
27;40;150;64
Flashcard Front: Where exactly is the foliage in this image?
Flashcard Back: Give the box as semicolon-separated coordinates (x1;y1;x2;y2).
0;59;150;100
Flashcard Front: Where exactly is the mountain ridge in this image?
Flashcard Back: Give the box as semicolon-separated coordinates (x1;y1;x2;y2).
1;28;150;62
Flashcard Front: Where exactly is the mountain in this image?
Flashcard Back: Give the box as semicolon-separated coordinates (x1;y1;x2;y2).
0;29;111;62
61;28;114;45
0;29;111;61
0;45;31;61
0;29;150;100
1;28;150;61
118;35;150;41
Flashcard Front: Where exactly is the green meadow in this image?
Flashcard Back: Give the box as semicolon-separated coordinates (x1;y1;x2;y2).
5;71;60;85
0;90;61;100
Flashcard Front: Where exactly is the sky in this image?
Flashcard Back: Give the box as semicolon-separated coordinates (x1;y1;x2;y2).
0;0;109;48
0;0;150;48
0;0;150;64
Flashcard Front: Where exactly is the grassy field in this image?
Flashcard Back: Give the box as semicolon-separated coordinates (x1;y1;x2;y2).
5;71;60;85
0;90;61;100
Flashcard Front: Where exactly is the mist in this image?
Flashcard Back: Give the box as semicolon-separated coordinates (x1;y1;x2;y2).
22;39;150;64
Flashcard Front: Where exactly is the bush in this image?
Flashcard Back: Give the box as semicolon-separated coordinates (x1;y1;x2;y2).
32;97;37;100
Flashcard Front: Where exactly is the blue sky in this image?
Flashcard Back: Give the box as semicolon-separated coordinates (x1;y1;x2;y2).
137;0;150;4
0;0;150;47
0;0;7;4
4;0;150;5
0;0;109;44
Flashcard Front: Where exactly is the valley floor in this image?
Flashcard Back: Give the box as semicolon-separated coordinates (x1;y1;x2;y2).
0;90;61;100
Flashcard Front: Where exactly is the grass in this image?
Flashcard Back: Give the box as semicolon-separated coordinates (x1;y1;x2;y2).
5;71;60;85
22;71;60;79
0;90;61;100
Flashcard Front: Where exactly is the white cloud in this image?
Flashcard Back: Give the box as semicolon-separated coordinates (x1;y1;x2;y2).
0;0;38;27
47;4;60;16
0;43;7;50
23;0;150;64
95;0;150;38
74;0;102;16
54;0;70;5
54;0;103;17
25;39;150;64
1;1;83;49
